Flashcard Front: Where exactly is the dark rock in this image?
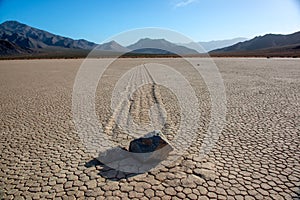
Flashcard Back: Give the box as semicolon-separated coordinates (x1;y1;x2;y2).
97;131;173;173
129;131;173;163
129;135;167;153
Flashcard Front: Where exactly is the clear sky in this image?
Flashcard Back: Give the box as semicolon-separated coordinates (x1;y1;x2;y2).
0;0;300;45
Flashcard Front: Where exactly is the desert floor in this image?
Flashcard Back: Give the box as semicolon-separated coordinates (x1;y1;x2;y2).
0;58;299;199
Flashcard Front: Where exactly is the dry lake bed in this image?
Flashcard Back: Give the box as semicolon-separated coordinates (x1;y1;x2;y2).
0;58;299;199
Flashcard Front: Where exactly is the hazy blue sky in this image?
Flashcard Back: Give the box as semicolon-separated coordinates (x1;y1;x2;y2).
0;0;299;45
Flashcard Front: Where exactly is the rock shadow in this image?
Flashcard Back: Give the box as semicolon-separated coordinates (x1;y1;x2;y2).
85;131;173;181
85;157;139;181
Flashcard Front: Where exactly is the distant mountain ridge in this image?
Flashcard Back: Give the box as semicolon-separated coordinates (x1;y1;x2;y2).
199;38;248;52
96;40;130;52
0;20;98;50
210;31;300;54
0;39;33;56
178;37;248;53
0;21;198;56
1;20;299;58
127;38;199;55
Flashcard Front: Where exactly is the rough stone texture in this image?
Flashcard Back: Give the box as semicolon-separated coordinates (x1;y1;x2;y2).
0;58;299;199
129;133;173;163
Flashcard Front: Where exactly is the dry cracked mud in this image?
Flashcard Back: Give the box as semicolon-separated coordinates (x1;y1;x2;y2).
0;58;299;199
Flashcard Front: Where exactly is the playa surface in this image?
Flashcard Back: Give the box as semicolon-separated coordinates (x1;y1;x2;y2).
0;58;299;199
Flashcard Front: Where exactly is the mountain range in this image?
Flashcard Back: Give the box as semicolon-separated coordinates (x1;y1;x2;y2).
0;21;199;57
127;38;198;55
0;21;97;50
210;31;300;57
178;37;248;53
0;39;33;56
0;20;299;58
